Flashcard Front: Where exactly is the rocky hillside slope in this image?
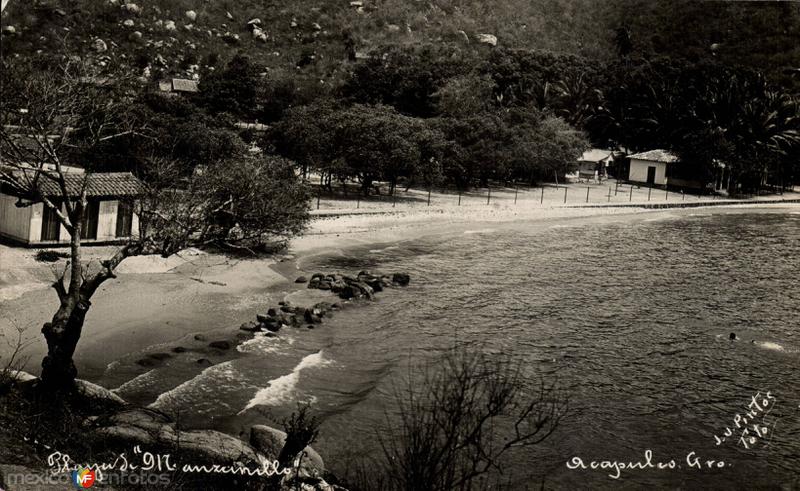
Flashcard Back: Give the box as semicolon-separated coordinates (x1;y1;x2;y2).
2;1;799;88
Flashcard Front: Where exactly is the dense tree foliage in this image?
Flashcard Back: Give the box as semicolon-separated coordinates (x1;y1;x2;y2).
4;1;799;195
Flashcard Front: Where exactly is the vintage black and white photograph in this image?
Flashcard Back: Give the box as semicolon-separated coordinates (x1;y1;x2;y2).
1;0;799;489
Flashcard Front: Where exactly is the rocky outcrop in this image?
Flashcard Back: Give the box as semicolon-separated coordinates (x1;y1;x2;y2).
250;425;325;473
121;2;141;15
92;38;108;52
307;271;408;300
89;408;262;465
74;379;127;410
82;407;340;489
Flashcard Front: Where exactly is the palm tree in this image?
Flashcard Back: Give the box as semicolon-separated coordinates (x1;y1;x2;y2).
553;72;601;128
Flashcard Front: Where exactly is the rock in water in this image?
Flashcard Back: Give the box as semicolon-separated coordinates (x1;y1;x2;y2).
209;340;231;350
295;276;308;283
392;273;411;286
240;321;260;332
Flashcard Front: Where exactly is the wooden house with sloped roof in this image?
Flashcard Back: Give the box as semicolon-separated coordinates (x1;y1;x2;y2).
0;170;144;246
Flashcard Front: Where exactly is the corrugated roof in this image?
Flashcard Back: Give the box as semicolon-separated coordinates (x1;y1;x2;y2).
578;149;614;162
9;171;144;198
628;149;678;163
171;79;199;93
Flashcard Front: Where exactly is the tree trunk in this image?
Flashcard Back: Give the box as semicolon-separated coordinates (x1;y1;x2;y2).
40;301;90;389
39;242;136;388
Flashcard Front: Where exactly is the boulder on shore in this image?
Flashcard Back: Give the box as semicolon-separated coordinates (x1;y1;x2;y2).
74;379;127;410
249;425;325;473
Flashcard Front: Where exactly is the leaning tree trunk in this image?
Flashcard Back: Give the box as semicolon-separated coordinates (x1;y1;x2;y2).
39;242;137;389
40;300;90;388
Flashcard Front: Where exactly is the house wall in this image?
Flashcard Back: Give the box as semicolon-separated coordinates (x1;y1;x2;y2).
98;200;118;241
629;159;668;185
0;192;32;243
94;199;139;240
3;198;140;246
28;202;70;244
131;208;139;237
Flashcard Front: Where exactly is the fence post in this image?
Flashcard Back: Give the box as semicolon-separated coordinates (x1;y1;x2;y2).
629;186;633;202
487;186;491;205
357;193;360;209
458;189;462;206
615;180;619;196
514;183;518;205
586;186;590;203
541;187;544;204
648;187;652;201
392;188;396;208
563;186;568;204
427;187;431;206
608;186;612;202
665;186;669;201
682;190;685;201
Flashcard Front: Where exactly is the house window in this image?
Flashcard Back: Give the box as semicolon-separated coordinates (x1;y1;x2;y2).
41;203;61;241
80;200;100;240
116;200;133;237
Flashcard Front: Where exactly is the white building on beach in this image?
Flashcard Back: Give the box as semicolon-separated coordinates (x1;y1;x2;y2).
0;170;143;246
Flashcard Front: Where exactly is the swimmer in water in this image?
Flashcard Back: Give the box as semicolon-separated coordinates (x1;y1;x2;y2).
729;332;736;341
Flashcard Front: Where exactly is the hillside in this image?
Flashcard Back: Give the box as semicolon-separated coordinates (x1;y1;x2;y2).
1;1;799;89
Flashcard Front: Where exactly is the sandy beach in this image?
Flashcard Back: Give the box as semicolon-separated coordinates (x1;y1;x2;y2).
1;185;799;381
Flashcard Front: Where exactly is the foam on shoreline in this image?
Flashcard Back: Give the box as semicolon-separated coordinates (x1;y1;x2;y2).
239;351;332;413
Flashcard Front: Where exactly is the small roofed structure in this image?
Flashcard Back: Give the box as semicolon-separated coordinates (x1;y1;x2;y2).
627;149;678;186
568;148;615;182
0;170;144;246
158;78;200;95
581;149;614;181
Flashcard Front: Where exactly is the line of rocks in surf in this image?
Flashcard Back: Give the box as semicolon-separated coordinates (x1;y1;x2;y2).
239;271;410;334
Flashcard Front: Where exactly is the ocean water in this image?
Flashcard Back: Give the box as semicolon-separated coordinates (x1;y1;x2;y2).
115;209;800;489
